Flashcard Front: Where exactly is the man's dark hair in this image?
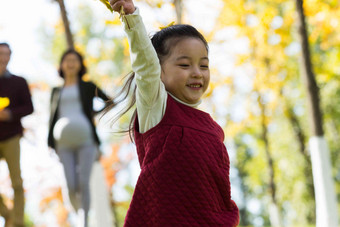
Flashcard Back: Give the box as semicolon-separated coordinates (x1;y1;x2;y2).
0;42;12;54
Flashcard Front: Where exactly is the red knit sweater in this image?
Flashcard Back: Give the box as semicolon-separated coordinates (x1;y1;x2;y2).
125;95;239;227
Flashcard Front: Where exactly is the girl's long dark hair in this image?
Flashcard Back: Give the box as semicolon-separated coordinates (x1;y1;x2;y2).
103;71;137;141
106;24;208;141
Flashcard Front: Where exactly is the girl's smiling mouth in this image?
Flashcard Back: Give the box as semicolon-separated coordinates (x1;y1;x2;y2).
187;83;203;89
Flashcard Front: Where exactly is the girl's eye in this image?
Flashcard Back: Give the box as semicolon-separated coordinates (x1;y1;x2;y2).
201;65;209;69
179;64;190;67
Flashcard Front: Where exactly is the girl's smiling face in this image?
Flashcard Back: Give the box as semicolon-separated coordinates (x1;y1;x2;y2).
160;37;210;104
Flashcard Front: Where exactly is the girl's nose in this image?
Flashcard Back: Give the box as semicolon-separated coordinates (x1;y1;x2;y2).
191;66;203;78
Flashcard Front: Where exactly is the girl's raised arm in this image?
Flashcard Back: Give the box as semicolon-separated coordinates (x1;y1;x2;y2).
110;1;167;133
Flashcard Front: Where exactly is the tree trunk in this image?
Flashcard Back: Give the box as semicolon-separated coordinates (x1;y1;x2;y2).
285;100;315;222
55;0;74;49
90;162;116;226
234;138;251;226
258;95;281;227
295;0;322;136
237;170;250;226
295;1;338;226
173;0;183;24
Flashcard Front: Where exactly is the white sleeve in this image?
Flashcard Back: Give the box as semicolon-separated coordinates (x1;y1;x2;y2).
121;8;167;133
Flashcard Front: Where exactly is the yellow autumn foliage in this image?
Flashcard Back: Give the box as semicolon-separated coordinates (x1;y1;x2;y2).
98;0;113;12
105;17;121;26
39;187;70;226
100;144;120;188
0;97;10;110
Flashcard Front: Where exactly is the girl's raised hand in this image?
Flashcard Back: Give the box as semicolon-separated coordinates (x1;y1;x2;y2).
109;0;135;15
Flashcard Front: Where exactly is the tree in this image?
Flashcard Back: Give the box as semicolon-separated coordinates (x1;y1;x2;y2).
258;92;281;227
136;0;183;23
54;0;74;49
213;0;321;224
173;0;183;23
295;0;338;226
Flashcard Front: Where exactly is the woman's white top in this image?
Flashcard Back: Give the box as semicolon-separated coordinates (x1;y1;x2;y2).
53;84;93;147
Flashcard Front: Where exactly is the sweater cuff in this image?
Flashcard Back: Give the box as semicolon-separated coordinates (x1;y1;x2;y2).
121;7;141;30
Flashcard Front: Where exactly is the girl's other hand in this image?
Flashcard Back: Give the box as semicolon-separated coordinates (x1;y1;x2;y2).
109;0;135;15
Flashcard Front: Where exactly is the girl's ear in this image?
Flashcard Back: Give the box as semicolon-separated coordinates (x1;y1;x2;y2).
160;69;166;81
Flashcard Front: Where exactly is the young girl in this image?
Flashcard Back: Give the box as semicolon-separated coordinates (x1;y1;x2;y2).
108;0;239;226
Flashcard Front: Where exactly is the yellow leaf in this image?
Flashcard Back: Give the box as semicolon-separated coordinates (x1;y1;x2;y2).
123;37;130;57
98;0;113;12
105;17;121;26
0;97;10;110
159;21;175;30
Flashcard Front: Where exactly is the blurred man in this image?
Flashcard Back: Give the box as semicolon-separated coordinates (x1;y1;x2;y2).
0;43;33;227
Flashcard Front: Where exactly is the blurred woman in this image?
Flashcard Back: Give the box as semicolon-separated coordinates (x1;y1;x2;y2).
48;49;111;226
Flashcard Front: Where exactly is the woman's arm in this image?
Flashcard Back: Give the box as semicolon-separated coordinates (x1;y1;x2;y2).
92;82;112;113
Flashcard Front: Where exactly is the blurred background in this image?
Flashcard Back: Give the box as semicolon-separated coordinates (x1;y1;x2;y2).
0;0;340;226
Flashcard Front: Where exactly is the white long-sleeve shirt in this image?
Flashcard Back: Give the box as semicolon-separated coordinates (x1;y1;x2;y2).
121;8;201;133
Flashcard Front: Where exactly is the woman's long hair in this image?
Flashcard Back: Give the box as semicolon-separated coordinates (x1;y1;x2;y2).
58;49;87;79
106;24;208;141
